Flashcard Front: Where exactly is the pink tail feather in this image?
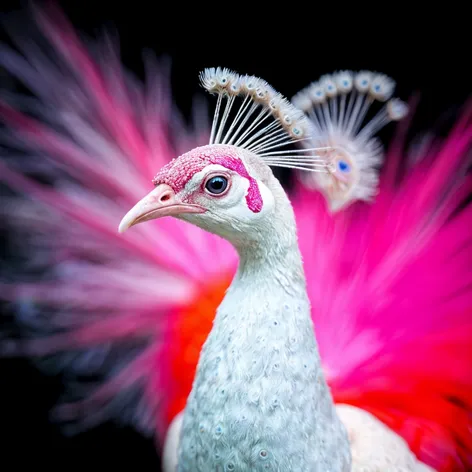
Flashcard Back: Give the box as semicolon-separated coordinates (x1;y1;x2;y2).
0;4;237;442
293;103;472;471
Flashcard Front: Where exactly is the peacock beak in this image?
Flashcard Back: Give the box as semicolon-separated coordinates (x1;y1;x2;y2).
118;184;205;233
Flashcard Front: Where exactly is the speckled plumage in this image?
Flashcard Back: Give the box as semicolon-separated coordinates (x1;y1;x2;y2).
175;159;351;471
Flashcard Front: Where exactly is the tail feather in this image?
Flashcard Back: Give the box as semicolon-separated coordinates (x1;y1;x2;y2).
293;104;472;471
0;5;237;443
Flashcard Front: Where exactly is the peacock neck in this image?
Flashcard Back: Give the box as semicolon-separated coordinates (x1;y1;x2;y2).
208;185;323;384
234;236;306;299
230;186;308;301
205;193;327;396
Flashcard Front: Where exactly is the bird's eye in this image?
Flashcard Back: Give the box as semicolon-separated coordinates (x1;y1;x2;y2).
205;176;228;195
337;160;350;173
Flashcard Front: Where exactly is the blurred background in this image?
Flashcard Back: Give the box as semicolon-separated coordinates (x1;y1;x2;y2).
0;0;469;469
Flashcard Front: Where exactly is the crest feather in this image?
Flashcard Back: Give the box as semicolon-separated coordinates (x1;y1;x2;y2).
199;67;331;174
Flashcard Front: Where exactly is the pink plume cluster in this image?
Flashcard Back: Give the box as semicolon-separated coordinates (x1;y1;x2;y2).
0;3;237;438
1;5;471;471
293;104;472;469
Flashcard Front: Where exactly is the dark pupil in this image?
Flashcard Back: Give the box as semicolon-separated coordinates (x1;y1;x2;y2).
206;176;228;194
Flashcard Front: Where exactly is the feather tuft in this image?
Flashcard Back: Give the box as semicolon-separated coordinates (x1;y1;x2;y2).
292;70;409;212
200;67;330;174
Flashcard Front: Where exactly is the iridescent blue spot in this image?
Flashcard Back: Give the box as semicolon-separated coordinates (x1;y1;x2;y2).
337;160;350;172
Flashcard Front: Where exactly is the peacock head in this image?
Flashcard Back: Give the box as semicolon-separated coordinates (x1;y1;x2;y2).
118;144;279;245
292;70;409;212
118;68;329;246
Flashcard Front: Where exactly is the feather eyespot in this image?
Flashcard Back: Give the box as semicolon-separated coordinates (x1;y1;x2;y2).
337;160;350;173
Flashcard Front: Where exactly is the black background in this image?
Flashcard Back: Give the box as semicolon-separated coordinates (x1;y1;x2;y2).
0;1;469;469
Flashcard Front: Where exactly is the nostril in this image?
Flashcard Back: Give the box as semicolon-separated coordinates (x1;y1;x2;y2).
160;192;172;202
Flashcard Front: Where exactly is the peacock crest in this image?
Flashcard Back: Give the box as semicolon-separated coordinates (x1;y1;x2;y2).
199;67;331;174
292;70;409;212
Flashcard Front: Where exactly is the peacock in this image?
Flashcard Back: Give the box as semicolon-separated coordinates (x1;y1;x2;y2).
1;4;471;471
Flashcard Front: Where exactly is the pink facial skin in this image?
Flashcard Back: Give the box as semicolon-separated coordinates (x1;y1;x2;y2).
152;145;263;213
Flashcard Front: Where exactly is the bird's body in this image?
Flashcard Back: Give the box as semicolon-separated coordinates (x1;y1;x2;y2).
172;147;350;470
